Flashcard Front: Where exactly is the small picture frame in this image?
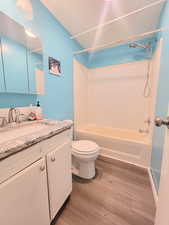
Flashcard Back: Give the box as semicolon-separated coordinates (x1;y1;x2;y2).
49;57;61;76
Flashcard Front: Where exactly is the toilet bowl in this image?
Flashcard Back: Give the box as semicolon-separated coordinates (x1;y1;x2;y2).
72;140;100;179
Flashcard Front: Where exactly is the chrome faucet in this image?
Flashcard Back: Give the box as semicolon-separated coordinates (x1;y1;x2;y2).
8;108;16;123
0;108;25;128
8;107;26;124
8;107;22;123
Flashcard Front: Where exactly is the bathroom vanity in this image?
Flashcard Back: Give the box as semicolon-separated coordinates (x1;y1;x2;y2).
0;119;73;225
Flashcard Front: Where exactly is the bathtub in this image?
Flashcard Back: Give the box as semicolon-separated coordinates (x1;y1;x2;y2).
74;125;152;167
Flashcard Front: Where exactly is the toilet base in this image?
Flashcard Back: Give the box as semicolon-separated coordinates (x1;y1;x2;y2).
72;156;96;179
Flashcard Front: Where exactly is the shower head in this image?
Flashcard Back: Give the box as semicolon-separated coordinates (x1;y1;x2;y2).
129;43;138;48
129;42;151;49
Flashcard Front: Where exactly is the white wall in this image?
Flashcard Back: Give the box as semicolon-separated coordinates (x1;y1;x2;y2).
74;49;160;134
73;59;88;129
88;60;152;131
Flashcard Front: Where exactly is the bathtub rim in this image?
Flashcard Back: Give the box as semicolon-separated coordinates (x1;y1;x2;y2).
75;127;151;147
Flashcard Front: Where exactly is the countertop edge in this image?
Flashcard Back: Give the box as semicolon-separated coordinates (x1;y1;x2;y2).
0;124;72;161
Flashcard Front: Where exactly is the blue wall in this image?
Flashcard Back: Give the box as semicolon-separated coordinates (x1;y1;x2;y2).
0;93;37;108
151;1;169;191
0;0;88;119
88;37;156;69
0;0;157;121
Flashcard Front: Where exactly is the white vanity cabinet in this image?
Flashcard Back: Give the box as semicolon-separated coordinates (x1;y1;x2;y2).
46;141;72;220
0;127;72;225
0;158;50;225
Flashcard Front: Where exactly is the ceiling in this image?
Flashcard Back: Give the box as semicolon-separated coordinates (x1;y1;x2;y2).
41;0;165;49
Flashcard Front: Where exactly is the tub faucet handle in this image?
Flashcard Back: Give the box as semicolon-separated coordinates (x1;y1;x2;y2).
144;119;151;125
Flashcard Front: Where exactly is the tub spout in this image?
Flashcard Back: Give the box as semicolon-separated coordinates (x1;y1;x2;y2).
139;129;149;134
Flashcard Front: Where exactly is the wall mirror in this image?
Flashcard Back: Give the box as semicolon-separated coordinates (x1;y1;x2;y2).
0;11;44;94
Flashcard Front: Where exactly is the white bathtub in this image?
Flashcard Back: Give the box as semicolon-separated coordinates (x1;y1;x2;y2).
74;125;152;167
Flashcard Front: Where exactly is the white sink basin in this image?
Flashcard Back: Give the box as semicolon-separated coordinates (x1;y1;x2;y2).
0;121;51;145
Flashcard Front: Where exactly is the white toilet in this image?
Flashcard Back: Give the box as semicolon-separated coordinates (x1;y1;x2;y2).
72;140;100;179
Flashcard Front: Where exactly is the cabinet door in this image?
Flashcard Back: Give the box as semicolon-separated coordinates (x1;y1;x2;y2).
0;39;5;92
0;159;50;225
1;36;29;93
47;141;72;220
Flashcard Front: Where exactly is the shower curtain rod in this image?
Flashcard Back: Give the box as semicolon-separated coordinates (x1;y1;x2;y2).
70;0;165;40
73;28;164;55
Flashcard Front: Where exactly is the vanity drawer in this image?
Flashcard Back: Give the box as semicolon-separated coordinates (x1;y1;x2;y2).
41;129;72;154
0;143;41;184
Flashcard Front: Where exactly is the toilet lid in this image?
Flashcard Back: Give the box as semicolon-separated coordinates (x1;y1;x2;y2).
72;140;99;153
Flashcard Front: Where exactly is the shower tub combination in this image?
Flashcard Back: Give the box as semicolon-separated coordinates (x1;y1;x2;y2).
73;39;162;168
74;125;152;167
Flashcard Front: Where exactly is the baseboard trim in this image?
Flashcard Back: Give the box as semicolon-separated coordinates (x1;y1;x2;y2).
99;154;148;174
100;149;148;170
148;168;158;206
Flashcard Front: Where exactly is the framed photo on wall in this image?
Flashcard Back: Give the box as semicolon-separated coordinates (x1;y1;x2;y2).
49;57;61;76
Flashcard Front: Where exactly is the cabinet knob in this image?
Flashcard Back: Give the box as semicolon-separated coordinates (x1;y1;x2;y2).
51;156;56;162
40;165;45;171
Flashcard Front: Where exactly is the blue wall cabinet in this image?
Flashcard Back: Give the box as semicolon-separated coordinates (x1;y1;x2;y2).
0;11;44;95
1;36;29;94
0;39;5;92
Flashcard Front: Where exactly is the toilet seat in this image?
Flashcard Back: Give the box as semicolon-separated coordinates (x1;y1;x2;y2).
72;140;99;155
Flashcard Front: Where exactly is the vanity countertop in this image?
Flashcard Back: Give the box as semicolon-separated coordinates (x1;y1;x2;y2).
0;119;73;161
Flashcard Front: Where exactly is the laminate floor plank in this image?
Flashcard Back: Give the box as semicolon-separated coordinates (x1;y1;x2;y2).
54;157;156;225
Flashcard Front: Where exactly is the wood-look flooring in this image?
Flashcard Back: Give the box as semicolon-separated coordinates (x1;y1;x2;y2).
53;156;156;225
